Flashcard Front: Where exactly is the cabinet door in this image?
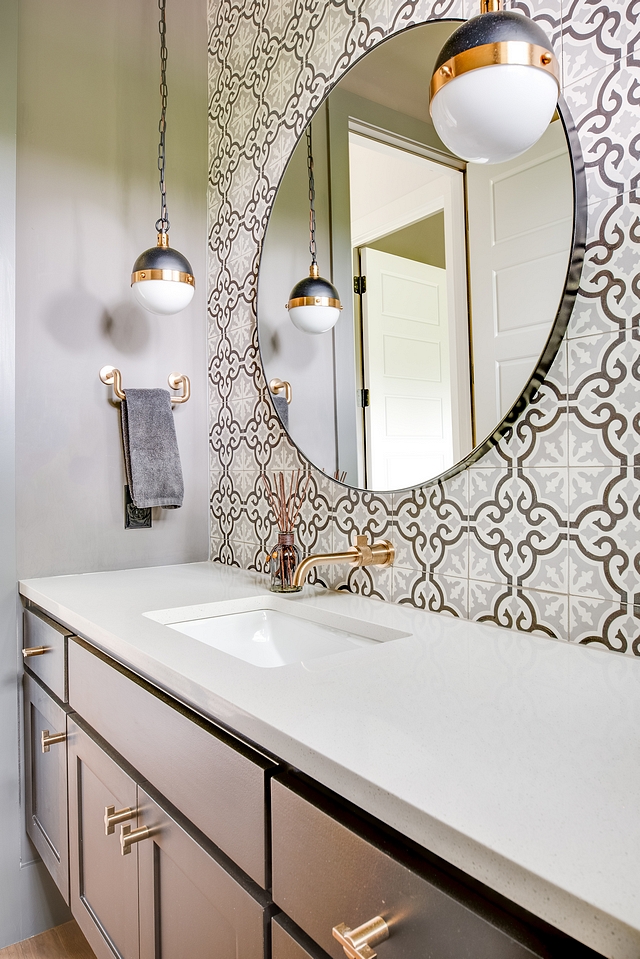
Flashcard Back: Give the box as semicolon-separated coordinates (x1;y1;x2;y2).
68;720;139;959
138;787;266;959
23;672;69;903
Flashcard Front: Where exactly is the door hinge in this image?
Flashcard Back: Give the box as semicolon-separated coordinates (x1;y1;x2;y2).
353;275;367;295
359;388;370;408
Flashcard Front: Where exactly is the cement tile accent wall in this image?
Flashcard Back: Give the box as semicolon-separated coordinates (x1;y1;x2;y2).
207;0;640;656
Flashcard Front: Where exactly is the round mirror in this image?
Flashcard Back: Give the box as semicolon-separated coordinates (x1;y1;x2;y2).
258;19;584;491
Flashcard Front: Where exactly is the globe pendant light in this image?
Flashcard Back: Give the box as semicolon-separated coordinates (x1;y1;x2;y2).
429;0;560;165
286;126;342;335
131;0;195;315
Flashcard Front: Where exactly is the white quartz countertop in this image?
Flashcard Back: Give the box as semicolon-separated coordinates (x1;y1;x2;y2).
20;562;640;959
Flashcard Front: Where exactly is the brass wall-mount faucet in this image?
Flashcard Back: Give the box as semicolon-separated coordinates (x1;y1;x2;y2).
292;533;395;590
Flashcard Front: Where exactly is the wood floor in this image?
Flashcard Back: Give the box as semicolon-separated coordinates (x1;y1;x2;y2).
0;922;96;959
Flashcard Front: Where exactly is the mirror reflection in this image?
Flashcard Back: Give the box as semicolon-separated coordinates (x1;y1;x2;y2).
258;21;574;491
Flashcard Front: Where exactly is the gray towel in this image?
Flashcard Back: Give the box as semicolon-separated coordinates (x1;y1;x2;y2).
120;389;184;509
273;393;289;430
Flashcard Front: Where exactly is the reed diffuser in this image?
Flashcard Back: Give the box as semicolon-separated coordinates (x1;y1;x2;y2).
263;470;311;592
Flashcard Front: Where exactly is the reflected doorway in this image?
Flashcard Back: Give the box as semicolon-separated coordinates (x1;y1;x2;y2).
348;132;470;489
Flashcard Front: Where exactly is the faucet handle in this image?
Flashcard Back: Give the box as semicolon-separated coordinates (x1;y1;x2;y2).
354;534;373;566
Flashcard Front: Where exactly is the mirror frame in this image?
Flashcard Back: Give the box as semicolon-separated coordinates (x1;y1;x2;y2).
257;18;587;493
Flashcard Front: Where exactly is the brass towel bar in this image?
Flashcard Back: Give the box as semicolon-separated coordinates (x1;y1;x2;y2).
99;366;190;405
269;378;292;404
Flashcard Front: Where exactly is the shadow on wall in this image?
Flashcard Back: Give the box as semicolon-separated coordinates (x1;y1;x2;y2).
44;291;151;355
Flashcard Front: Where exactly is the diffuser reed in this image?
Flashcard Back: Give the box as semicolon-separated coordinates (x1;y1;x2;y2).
263;470;311;592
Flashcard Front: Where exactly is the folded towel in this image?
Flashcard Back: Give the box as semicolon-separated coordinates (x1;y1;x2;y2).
273;393;289;430
120;389;184;509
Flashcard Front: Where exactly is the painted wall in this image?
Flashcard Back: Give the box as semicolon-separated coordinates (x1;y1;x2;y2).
208;0;640;656
0;2;71;949
0;0;208;948
16;0;209;579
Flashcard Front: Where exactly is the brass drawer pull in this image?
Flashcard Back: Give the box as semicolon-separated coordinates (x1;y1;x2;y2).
333;917;389;959
104;805;137;836
41;729;66;753
120;823;153;856
23;646;51;658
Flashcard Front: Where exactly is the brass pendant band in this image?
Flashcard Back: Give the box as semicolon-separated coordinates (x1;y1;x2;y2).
287;296;342;309
429;41;559;102
131;269;195;286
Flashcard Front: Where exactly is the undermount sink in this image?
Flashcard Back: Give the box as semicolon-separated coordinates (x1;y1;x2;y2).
144;596;410;668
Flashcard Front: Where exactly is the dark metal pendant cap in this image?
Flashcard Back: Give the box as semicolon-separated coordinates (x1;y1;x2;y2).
433;11;554;73
288;274;340;302
132;244;193;275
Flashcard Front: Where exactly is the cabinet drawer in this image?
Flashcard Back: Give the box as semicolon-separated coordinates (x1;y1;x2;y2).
23;607;72;702
24;673;69;903
68;638;274;886
273;915;330;959
272;778;547;959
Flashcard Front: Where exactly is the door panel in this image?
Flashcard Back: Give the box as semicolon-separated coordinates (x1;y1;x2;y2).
68;720;139;959
467;120;573;441
24;672;69;903
138;788;266;959
361;248;452;488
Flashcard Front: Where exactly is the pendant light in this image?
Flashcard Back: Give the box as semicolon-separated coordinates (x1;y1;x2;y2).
429;0;559;165
286;126;342;335
131;0;195;315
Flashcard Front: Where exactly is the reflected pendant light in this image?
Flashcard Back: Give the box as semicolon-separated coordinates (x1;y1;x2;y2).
286;126;342;335
131;0;195;315
429;0;560;165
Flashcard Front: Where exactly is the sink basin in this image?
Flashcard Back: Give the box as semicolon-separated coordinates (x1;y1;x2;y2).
144;596;410;668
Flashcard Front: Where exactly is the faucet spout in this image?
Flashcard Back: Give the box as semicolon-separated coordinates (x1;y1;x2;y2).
292;534;394;589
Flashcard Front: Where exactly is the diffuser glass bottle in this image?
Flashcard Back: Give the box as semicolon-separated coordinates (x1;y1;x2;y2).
263;471;310;593
268;533;301;593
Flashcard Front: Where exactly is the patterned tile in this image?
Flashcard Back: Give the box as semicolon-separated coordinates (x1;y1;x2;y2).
562;0;639;87
566;191;640;340
569;594;640;654
469;468;568;590
469;582;569;639
564;59;640;205
207;0;640;655
567;328;640;467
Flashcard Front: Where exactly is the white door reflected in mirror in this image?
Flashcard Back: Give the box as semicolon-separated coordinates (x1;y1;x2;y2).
257;20;578;492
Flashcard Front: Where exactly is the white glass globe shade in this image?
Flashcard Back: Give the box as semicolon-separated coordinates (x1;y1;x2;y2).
431;64;558;164
132;278;195;316
288;304;340;334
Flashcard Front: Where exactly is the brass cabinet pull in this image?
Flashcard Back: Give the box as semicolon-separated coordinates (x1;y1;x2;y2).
23;646;51;658
104;805;137;836
41;730;66;753
120;823;153;856
333;917;389;959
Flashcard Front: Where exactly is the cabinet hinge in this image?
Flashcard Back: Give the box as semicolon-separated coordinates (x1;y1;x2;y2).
359;388;370;408
353;275;367;295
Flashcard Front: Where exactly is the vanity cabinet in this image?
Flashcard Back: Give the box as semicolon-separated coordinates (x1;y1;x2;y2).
67;719;139;959
68;719;268;959
23;672;69;903
272;777;561;959
21;602;604;959
137;787;267;959
67;636;274;887
23;606;71;702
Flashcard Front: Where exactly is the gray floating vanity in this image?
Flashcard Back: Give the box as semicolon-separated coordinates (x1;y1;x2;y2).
19;563;640;959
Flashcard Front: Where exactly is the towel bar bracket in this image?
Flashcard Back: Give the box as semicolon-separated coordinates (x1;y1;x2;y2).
99;366;190;405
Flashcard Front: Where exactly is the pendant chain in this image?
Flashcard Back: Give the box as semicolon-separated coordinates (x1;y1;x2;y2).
306;126;317;266
156;0;170;235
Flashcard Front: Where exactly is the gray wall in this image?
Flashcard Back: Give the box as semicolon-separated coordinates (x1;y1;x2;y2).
16;0;209;579
0;0;208;948
1;1;70;948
